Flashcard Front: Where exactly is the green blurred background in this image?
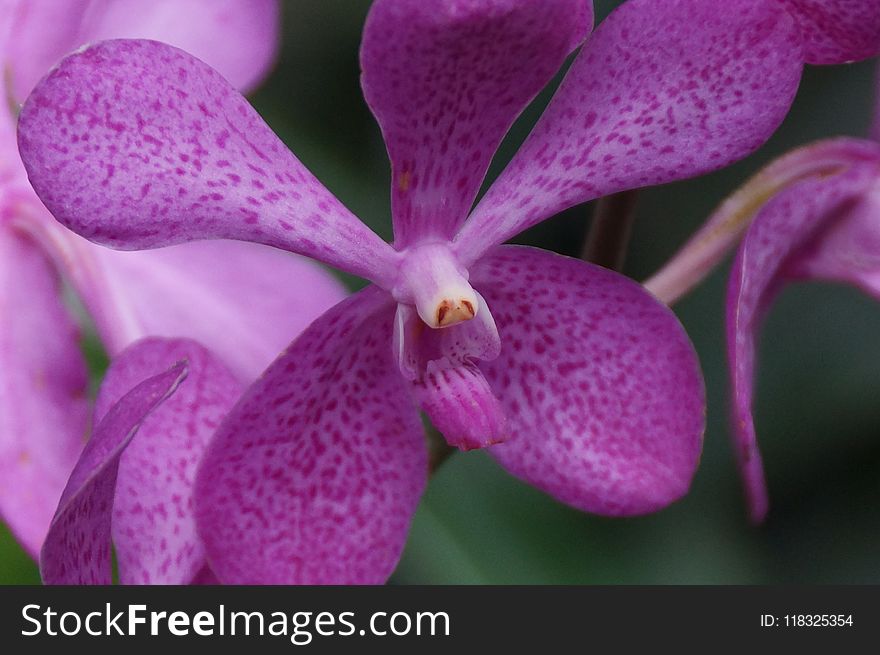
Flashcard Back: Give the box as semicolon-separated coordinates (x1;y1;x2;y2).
3;0;879;584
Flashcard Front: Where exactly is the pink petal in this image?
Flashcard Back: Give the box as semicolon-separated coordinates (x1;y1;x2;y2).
471;246;705;516
360;0;591;246
76;238;347;382
0;228;88;557
779;0;880;64
93;338;242;585
17;39;400;287
195;287;427;584
5;0;279;101
40;357;187;585
727;162;880;523
454;0;803;265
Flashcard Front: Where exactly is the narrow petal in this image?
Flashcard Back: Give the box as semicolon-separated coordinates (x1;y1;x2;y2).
93;338;242;585
645;138;880;305
17;39;400;287
727;163;880;523
361;0;592;246
779;0;880;64
40;359;187;585
471;246;705;516
78;239;347;382
5;0;279;101
0;228;88;557
195;287;427;584
454;0;802;265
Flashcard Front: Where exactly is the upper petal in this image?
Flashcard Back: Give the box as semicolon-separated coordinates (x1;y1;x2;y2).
194;286;427;584
40;357;187;585
726;162;880;523
4;0;279;101
471;246;705;516
779;0;880;64
454;0;803;265
93;338;242;585
0;228;88;557
361;0;592;246
17;39;400;287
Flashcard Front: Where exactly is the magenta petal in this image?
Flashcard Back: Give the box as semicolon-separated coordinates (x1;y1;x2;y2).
195;287;427;584
361;0;592;246
78;239;347;382
40;358;187;585
727;162;880;522
17;39;400;286
779;0;880;64
91;338;242;585
455;0;803;264
471;246;705;516
0;228;88;557
5;0;279;102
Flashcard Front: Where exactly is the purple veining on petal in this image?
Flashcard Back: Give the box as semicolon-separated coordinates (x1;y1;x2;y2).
40;359;187;585
473;246;705;516
195;286;427;584
17;39;400;286
455;0;803;265
726;162;880;523
778;0;880;65
361;0;592;246
93;338;242;585
0;228;88;557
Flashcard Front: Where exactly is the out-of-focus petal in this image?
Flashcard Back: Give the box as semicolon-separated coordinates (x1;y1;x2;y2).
40;359;187;585
195;286;427;584
0;227;88;557
17;39;400;287
93;338;242;585
78;239;347;382
645;138;880;305
5;0;279;101
454;0;802;265
471;246;705;516
727;162;880;523
361;0;592;246
779;0;880;65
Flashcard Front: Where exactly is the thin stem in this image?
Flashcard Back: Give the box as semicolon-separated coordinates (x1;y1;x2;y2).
581;190;639;271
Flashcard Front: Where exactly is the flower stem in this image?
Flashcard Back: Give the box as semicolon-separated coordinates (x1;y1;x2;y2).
581;191;639;271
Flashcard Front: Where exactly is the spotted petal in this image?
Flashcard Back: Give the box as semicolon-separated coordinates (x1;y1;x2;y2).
0;228;88;557
361;0;592;246
17;39;400;287
195;286;427;584
727;162;880;523
40;357;187;585
472;246;705;515
779;0;880;65
455;0;803;265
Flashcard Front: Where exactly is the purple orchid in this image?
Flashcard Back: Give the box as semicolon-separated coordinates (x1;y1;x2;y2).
0;0;346;561
16;0;851;583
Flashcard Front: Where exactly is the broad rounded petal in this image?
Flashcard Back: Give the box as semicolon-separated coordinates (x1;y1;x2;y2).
727;163;880;523
471;246;705;516
5;0;279;101
93;338;242;585
455;0;802;265
779;0;880;64
17;39;400;287
361;0;592;246
0;228;88;557
78;238;347;382
645;138;880;305
40;359;187;585
195;287;427;584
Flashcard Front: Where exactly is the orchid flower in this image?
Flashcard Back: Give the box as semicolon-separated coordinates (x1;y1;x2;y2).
40;337;242;584
0;0;346;560
18;0;840;584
